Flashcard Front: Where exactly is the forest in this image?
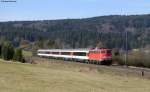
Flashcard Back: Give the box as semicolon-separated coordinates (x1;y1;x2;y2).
0;14;150;49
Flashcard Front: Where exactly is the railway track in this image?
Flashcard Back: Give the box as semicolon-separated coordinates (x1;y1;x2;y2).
109;65;150;72
34;57;150;78
100;65;150;78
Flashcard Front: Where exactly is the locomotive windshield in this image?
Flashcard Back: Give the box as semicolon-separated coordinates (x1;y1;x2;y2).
107;50;112;54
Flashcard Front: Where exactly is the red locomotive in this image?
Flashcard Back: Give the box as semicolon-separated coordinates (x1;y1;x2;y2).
37;48;112;65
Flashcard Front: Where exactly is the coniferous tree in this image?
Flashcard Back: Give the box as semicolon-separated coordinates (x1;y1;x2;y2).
96;41;105;48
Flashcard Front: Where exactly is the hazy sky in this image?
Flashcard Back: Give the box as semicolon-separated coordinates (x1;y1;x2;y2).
0;0;150;21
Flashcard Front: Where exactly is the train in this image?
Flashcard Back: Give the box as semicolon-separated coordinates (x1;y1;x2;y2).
37;48;112;65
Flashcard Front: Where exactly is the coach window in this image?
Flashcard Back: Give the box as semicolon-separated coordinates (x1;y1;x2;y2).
61;52;70;55
52;52;59;54
46;52;50;54
74;52;86;56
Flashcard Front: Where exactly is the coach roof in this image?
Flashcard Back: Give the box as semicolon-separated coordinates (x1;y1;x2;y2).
38;49;90;53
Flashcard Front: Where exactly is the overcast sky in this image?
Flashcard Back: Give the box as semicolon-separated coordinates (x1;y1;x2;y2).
0;0;150;21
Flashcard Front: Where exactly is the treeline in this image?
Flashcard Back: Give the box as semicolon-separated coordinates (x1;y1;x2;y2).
0;41;24;63
0;14;150;49
112;48;150;68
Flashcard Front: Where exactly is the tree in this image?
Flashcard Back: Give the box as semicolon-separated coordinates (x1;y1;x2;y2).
13;48;23;62
1;42;14;60
0;44;2;58
0;37;6;58
96;41;105;48
37;37;44;48
112;48;120;56
45;39;55;48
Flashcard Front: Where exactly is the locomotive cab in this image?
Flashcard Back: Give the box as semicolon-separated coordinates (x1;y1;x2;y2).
88;48;112;64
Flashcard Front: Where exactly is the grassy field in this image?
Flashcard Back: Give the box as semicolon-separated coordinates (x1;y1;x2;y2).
22;50;33;57
0;59;150;92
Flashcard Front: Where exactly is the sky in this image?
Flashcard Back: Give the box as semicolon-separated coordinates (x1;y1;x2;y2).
0;0;150;21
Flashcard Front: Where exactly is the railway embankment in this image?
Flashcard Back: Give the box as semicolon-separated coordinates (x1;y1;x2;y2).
32;57;150;79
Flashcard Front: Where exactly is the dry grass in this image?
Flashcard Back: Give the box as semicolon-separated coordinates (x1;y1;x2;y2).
0;59;150;92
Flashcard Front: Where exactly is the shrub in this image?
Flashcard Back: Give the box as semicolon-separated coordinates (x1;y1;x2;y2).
13;48;23;62
114;50;150;68
0;44;1;58
1;42;14;60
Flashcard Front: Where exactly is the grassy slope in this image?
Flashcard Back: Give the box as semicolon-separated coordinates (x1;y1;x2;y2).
0;59;150;92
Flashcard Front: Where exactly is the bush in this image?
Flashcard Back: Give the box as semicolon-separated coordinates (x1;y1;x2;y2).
0;44;1;58
1;42;14;60
112;48;125;65
13;48;23;62
114;50;150;68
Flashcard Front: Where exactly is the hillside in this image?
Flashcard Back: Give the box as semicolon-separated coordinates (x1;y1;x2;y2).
0;59;150;92
0;14;150;49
